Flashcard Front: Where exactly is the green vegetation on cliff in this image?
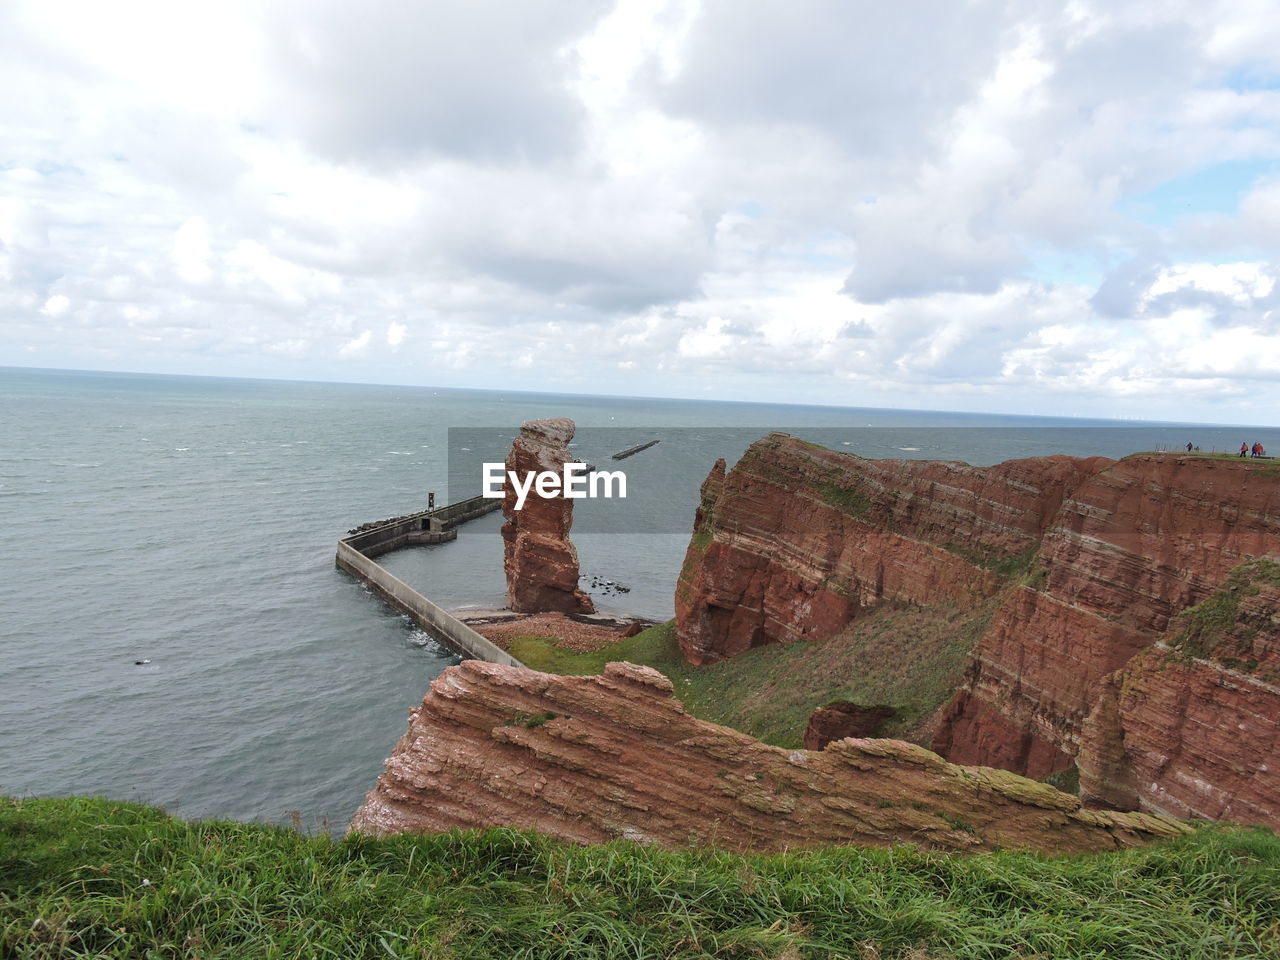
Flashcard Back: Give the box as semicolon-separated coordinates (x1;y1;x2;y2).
4;797;1279;959
1169;558;1280;662
510;601;993;749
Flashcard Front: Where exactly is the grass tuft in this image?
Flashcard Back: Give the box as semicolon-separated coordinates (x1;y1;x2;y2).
814;481;872;516
3;796;1279;959
1170;558;1280;659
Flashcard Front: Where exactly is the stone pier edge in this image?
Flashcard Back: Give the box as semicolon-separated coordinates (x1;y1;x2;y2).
335;496;523;667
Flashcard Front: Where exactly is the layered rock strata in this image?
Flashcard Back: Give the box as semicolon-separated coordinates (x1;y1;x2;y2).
676;436;1280;823
502;418;593;614
933;455;1280;783
351;659;1190;854
1078;559;1280;823
676;434;1106;665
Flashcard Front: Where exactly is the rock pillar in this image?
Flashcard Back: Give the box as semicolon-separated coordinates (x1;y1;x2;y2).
501;418;594;614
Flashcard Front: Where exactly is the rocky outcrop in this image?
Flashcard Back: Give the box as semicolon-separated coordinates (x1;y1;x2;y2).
676;433;1106;665
502;418;593;614
804;702;896;749
934;455;1280;785
1078;559;1280;824
351;659;1190;854
676;436;1280;824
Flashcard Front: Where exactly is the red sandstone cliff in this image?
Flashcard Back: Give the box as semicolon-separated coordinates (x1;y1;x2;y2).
934;454;1280;785
676;433;1106;665
1077;559;1280;823
351;659;1189;854
676;436;1280;825
502;418;593;614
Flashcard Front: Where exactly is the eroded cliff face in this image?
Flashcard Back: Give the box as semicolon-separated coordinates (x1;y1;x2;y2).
351;659;1190;854
803;702;896;750
502;418;593;615
934;455;1280;783
1078;559;1280;824
676;434;1107;665
676;437;1280;824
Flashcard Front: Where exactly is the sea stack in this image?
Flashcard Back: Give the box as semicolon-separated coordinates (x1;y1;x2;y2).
502;418;594;614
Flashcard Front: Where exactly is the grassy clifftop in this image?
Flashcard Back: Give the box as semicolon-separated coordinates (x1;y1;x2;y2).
509;602;992;749
3;796;1279;959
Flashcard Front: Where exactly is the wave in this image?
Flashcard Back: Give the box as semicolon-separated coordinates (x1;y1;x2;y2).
406;629;451;657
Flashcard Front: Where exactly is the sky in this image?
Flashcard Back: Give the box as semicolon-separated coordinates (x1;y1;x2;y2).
3;0;1280;423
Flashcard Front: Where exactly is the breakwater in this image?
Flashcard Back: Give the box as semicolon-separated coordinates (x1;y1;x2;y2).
611;439;660;460
336;496;522;666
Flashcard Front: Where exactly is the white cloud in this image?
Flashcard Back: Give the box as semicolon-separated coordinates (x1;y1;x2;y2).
173;217;214;285
677;316;734;360
41;293;69;317
3;0;1280;421
1147;262;1275;301
336;329;370;358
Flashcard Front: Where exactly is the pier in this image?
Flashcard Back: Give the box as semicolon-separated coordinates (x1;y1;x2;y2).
335;495;522;666
612;439;660;460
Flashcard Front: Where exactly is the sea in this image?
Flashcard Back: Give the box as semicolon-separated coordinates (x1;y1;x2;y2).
3;366;1278;831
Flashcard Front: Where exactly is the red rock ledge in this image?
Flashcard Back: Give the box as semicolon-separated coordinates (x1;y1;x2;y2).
350;660;1190;855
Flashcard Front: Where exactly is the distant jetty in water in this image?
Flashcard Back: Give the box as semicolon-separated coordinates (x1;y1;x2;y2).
612;439;660;460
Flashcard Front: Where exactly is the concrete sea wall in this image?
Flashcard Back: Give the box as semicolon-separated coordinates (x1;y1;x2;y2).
336;496;521;666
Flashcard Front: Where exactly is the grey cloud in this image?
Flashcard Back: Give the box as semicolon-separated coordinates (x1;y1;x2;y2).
1136;262;1280;329
720;319;762;339
265;0;610;166
843;226;1024;303
1045;20;1201;112
426;170;717;313
1145;287;1247;325
1091;257;1165;318
839;319;874;338
462;251;698;313
814;6;1257;303
658;0;1005;161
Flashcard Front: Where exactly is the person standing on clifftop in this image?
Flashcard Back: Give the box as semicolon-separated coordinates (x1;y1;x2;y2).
1186;442;1193;452
1242;442;1250;458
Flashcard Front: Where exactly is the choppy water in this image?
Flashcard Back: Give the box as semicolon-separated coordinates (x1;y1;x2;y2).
2;366;1277;829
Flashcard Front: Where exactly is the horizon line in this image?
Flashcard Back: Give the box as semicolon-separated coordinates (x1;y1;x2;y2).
3;362;1278;432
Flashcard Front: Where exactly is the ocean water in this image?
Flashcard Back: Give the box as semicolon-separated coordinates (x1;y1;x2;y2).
3;366;1278;829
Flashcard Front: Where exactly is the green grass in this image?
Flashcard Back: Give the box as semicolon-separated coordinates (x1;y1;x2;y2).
510;602;993;749
1170;558;1280;659
941;543;1039;580
813;481;871;516
509;621;688;680
1126;450;1280;474
4;796;1279;959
